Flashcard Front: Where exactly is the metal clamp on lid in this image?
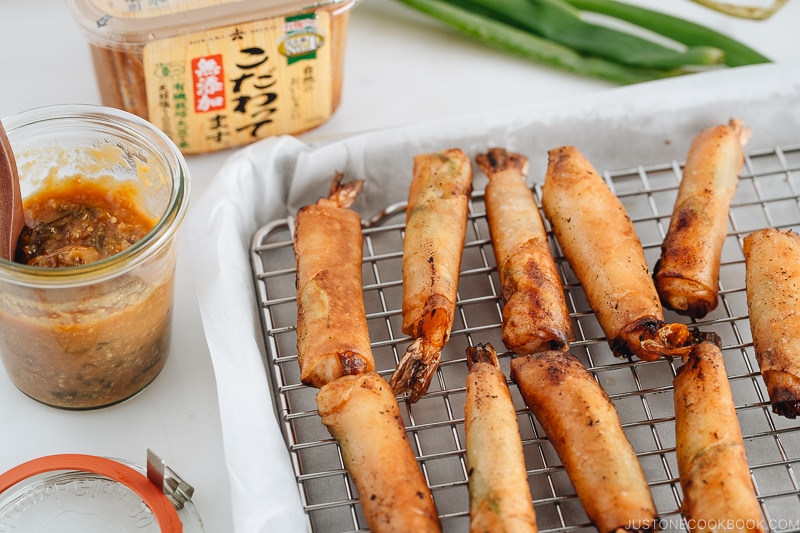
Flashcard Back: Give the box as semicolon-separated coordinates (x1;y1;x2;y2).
147;448;196;510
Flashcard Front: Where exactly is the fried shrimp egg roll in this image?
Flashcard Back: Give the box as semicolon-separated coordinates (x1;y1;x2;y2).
294;173;373;388
744;227;800;419
654;119;750;318
390;148;473;403
476;148;574;355
510;351;658;533
674;333;765;532
541;146;693;361
465;343;538;533
316;372;442;533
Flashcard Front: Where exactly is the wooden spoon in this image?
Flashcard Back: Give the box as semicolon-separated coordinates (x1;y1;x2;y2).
0;119;25;261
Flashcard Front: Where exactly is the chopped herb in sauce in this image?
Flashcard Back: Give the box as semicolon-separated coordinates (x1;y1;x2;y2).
15;177;155;267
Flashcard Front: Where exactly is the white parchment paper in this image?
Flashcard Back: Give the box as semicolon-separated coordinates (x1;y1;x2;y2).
187;61;800;533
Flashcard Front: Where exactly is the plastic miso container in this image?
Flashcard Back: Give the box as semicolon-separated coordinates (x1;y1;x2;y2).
66;0;360;154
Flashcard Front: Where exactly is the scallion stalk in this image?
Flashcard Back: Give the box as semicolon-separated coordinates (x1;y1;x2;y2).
564;0;771;66
441;0;725;69
396;0;679;84
396;0;770;84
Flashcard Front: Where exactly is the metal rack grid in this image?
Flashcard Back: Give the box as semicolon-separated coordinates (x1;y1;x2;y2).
251;144;800;532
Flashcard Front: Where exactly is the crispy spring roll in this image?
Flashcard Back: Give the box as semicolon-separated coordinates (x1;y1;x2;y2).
390;149;473;403
674;333;765;532
465;343;538;533
510;351;658;533
541;146;694;361
476;148;574;355
654;119;751;318
316;372;442;533
294;173;373;389
744;227;800;418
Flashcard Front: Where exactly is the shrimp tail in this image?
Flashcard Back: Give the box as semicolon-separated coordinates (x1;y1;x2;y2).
466;343;500;371
390;337;442;403
321;171;364;210
475;147;529;177
614;319;696;361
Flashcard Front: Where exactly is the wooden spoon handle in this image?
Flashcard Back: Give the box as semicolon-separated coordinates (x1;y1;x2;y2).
0;120;25;261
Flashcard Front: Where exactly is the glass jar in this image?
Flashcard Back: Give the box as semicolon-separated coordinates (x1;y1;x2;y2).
66;0;361;154
0;104;190;410
0;452;204;532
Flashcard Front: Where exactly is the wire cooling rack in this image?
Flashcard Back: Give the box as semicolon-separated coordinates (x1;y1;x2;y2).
251;144;800;533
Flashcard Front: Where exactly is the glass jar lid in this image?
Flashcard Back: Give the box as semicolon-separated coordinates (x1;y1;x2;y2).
0;450;203;532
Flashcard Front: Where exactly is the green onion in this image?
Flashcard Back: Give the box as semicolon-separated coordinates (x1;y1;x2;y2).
395;0;679;84
565;0;771;66
442;0;724;69
395;0;770;83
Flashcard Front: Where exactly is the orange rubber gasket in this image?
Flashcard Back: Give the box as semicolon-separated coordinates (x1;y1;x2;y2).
0;454;182;532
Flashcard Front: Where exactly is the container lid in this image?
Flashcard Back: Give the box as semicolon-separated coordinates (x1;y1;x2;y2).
0;450;204;532
66;0;360;47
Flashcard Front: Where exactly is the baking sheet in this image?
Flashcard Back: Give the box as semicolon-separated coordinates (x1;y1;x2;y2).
188;61;800;532
252;142;800;532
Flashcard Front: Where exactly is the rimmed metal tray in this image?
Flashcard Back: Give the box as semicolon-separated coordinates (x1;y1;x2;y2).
251;144;800;532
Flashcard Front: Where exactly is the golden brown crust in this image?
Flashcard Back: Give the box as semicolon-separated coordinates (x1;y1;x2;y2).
510;351;658;533
654;119;749;318
465;344;538;533
542;145;660;340
761;370;800;418
401;149;473;337
744;227;800;418
673;336;765;531
390;149;473;402
477;148;574;355
541;145;692;361
317;373;442;533
294;174;373;388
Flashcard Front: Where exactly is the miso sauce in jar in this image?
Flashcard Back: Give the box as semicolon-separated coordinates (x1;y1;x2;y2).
16;177;155;268
0;104;190;410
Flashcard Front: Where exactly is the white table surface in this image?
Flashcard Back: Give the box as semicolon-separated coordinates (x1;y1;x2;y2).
0;0;798;531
